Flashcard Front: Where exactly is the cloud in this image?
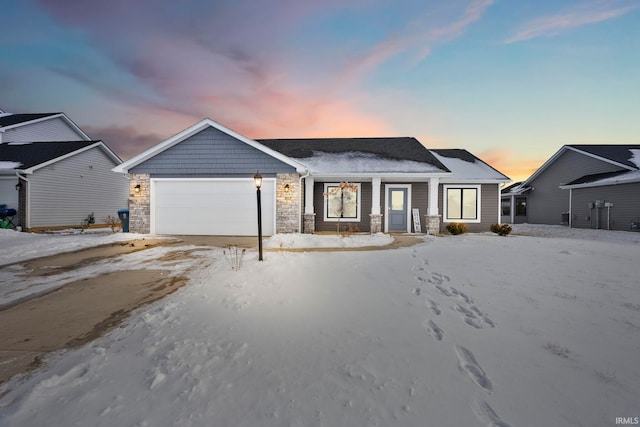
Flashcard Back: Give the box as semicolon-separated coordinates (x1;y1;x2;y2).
84;126;166;160
477;148;546;182
505;0;637;43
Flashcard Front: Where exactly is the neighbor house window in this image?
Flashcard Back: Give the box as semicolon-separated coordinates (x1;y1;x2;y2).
501;199;510;216
515;197;527;216
444;185;481;223
324;183;361;222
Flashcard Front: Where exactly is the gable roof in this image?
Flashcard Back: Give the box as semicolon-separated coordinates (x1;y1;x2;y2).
113;118;306;174
524;144;640;186
0;112;91;141
431;149;510;182
0;140;122;174
258;137;450;174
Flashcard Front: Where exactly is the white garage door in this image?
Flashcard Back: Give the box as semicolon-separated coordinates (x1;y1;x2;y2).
152;179;275;236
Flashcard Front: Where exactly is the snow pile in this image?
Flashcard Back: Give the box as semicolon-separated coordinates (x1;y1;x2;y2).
0;227;639;426
265;232;394;249
0;229;141;266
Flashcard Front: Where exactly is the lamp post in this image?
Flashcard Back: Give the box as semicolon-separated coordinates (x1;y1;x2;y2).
254;172;263;261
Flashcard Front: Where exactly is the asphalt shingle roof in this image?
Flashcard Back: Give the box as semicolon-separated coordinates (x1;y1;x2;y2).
0;141;97;169
0;113;60;128
569;145;640;169
258;137;450;171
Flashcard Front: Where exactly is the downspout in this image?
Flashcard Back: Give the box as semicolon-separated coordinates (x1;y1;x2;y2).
298;170;310;233
16;171;30;230
568;189;572;228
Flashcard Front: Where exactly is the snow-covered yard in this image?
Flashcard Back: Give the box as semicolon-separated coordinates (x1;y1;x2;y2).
0;226;639;426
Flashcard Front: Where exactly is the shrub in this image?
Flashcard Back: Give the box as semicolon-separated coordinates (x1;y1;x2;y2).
446;222;468;235
104;215;122;233
490;223;512;236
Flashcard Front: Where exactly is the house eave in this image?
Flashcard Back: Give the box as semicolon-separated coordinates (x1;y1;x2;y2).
1;113;91;141
560;177;640;190
308;172;452;181
22;141;107;174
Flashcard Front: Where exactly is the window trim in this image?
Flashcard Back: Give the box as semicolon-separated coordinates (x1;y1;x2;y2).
323;182;361;222
443;185;481;223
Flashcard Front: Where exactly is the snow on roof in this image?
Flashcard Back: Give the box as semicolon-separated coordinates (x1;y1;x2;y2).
293;151;444;174
432;150;509;181
0;161;22;170
629;149;640;168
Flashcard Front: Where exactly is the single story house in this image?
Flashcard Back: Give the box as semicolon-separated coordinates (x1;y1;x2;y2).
0;112;129;230
114;118;509;236
501;145;640;231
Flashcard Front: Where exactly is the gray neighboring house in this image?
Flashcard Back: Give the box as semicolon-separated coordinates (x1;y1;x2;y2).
0;112;128;230
114;118;509;236
501;145;640;231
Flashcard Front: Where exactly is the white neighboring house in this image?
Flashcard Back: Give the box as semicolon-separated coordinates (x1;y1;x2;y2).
0;112;128;230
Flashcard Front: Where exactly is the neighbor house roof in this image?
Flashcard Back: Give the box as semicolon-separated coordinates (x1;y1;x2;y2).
0;113;60;128
500;181;531;196
0;112;91;141
258;137;450;174
431;149;510;182
524;145;640;186
0;140;122;174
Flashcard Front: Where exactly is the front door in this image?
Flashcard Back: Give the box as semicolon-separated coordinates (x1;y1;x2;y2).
388;188;408;232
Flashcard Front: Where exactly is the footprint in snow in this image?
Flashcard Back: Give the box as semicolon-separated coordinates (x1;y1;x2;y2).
435;285;452;297
424;320;444;341
455;345;493;392
427;299;441;315
413;288;422;296
473;400;512;427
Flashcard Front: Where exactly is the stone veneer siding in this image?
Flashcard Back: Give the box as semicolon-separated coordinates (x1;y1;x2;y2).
129;173;150;233
275;173;300;233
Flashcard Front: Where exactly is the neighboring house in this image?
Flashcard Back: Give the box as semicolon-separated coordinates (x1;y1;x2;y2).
0;112;128;230
501;145;640;231
114;118;509;236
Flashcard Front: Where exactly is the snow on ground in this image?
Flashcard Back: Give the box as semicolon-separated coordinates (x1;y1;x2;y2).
265;232;394;249
1;225;639;426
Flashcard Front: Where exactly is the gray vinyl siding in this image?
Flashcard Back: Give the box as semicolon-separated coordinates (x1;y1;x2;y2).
569;183;640;231
314;182;373;232
527;150;624;225
3;117;86;142
439;184;499;233
130;127;295;177
28;148;128;228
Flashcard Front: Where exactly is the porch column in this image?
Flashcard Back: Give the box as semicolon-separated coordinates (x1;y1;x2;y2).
303;176;315;233
510;194;515;224
426;177;441;235
369;177;382;233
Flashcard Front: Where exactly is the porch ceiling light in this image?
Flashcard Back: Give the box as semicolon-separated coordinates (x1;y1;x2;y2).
254;172;263;189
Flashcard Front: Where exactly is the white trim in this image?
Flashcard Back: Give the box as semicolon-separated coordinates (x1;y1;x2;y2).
371;177;381;215
113;118;306;174
428;177;439;216
323;182;361;223
442;184;482;223
149;177;276;235
384;184;412;233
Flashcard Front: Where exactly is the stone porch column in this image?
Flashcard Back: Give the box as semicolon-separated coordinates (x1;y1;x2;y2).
129;174;150;234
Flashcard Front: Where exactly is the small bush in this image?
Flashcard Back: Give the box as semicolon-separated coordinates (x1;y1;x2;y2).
224;245;246;271
446;222;468;235
490;223;512;236
104;215;122;233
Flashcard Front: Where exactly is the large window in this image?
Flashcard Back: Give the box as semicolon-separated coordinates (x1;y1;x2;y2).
515;197;527;216
444;185;480;223
324;183;361;222
501;199;511;216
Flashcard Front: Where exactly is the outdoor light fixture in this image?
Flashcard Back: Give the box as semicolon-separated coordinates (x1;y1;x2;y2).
134;184;141;193
284;184;290;192
254;172;263;261
15;182;22;191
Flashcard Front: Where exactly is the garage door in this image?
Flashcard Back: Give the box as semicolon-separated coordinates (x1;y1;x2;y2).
152;179;275;236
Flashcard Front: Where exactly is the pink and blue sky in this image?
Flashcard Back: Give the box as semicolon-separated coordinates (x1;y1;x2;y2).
1;0;638;182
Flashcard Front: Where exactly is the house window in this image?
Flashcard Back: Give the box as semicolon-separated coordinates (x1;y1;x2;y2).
444;185;481;223
515;197;526;216
324;183;361;222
